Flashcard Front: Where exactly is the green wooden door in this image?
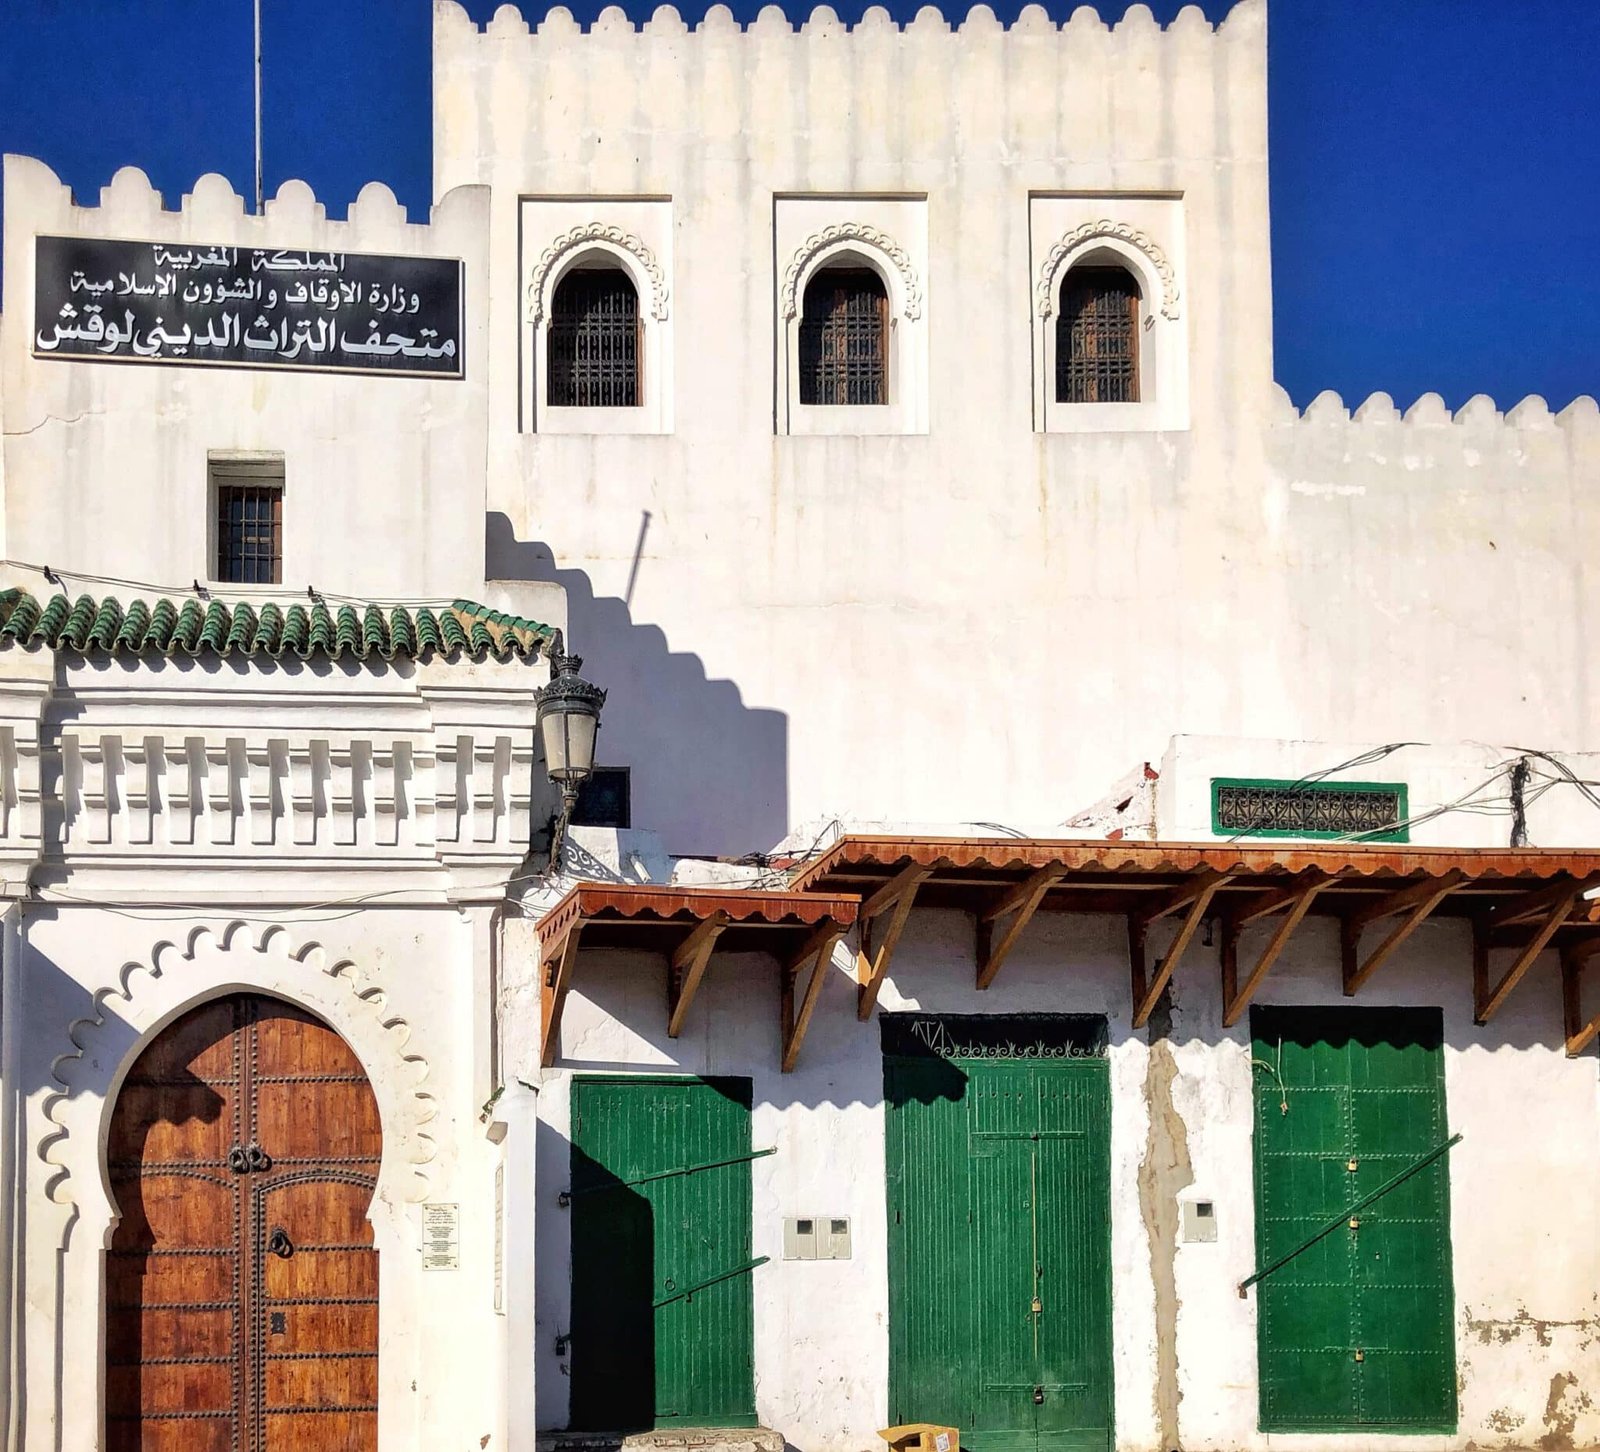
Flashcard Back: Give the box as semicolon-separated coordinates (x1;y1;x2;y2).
886;1016;1113;1452
568;1076;758;1431
1251;1007;1456;1434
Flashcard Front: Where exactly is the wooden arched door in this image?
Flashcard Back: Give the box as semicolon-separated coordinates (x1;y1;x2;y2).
106;993;381;1451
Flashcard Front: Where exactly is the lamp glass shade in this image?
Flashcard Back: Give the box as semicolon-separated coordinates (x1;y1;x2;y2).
540;703;599;783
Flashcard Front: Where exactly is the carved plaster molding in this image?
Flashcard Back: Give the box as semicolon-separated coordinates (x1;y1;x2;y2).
1036;220;1180;321
781;224;924;321
40;922;438;1210
527;223;670;323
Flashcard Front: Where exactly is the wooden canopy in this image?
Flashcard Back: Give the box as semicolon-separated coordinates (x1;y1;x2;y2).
790;836;1600;1052
537;884;859;1070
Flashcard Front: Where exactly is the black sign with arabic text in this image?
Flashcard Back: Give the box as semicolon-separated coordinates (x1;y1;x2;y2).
32;234;464;377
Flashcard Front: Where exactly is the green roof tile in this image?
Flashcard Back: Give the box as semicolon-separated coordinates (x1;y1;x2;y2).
0;588;552;664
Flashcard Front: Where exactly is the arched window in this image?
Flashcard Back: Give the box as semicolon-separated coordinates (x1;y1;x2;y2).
548;266;640;408
799;267;888;406
1056;266;1141;403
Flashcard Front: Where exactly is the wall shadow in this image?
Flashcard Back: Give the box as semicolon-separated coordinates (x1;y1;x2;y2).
567;1145;656;1432
487;512;789;857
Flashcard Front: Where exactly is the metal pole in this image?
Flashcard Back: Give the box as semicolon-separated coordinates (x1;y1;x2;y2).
253;0;263;213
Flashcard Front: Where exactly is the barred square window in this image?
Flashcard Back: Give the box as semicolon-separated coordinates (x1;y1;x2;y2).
210;458;284;585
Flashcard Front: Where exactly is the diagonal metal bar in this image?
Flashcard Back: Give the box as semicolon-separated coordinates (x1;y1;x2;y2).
1238;1135;1462;1297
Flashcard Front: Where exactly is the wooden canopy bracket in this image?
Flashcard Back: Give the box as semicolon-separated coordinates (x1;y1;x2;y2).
976;865;1067;991
1341;870;1464;998
1473;875;1597;1024
666;911;731;1039
781;923;846;1073
539;920;586;1068
1221;871;1330;1029
1129;870;1231;1029
856;862;936;1021
1560;938;1600;1056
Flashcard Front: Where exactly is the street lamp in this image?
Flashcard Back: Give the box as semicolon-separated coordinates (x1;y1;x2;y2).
535;630;607;825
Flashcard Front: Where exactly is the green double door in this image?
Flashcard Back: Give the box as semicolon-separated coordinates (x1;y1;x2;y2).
1251;1007;1457;1434
885;1016;1113;1452
568;1076;759;1431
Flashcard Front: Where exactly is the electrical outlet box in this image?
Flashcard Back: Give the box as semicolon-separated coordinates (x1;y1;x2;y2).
784;1216;853;1260
784;1217;818;1260
1182;1199;1217;1244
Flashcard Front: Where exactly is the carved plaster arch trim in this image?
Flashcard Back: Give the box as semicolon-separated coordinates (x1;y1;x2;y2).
781;223;924;321
39;922;438;1216
1036;220;1180;321
527;223;670;324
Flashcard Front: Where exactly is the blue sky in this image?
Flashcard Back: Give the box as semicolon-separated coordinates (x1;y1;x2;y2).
2;0;1595;410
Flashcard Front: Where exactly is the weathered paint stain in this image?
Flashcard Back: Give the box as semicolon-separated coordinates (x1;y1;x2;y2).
1485;1406;1526;1433
1464;1306;1600;1351
1538;1371;1593;1452
1137;997;1194;1452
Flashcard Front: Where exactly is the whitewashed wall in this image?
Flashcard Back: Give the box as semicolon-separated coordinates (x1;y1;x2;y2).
436;0;1276;856
435;0;1600;862
529;906;1600;1452
0;157;491;601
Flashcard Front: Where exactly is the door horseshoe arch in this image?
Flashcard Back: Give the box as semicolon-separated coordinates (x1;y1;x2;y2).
105;992;382;1451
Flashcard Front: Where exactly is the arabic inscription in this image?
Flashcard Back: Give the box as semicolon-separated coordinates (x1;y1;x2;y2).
33;235;464;377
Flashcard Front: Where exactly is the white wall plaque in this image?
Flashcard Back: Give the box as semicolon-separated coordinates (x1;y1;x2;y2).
422;1201;461;1271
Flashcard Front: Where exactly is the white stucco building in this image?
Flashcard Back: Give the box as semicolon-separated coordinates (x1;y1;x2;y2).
0;1;1597;1450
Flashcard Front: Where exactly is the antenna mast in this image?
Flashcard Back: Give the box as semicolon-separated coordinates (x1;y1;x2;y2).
253;0;264;213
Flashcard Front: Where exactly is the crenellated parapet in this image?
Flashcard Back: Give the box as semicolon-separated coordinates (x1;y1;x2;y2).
1269;383;1600;435
2;153;483;251
438;0;1256;39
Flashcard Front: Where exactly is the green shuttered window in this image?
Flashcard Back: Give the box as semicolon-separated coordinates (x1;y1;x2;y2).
568;1076;758;1430
1250;1007;1457;1434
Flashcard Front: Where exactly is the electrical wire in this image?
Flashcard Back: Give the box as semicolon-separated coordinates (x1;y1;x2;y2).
1;555;478;611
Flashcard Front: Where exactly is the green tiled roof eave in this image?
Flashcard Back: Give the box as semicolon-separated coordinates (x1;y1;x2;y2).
0;589;553;664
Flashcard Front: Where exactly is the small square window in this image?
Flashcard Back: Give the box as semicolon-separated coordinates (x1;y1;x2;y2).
571;767;631;829
210;457;284;585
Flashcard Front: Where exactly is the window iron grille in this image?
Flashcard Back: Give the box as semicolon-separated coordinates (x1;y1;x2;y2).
212;464;283;585
1212;779;1409;842
548;269;641;408
1056;266;1140;404
799;267;888;406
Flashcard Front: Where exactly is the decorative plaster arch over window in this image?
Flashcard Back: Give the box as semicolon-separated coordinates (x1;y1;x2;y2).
1035;220;1180;322
39;922;438;1233
781;223;924;322
527;223;670;325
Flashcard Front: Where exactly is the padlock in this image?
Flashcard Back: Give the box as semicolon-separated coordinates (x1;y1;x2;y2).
1348;1217;1360;1230
1353;1349;1365;1363
1031;1297;1043;1314
1347;1159;1359;1172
